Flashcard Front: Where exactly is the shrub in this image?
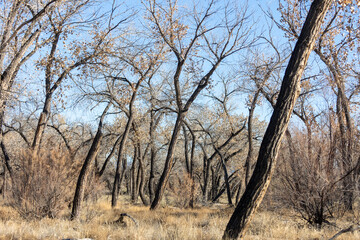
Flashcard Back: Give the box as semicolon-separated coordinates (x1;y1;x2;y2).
167;172;199;208
277;132;348;227
10;148;80;219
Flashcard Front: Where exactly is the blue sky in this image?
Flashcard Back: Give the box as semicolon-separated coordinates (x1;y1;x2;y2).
17;0;288;127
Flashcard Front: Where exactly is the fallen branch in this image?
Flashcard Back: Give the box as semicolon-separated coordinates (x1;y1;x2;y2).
328;224;360;240
112;213;139;227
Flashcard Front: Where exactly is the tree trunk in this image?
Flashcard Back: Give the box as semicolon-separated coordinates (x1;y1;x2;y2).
138;145;149;206
71;103;111;220
130;145;138;202
245;90;260;185
223;0;332;238
150;113;184;209
148;112;156;203
215;148;232;205
183;124;196;208
203;155;210;203
111;113;133;207
32;95;52;154
189;126;196;208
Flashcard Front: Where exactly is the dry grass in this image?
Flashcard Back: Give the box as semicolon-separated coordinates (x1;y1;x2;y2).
0;196;358;240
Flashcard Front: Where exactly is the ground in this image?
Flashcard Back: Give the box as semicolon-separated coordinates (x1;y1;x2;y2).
0;196;358;240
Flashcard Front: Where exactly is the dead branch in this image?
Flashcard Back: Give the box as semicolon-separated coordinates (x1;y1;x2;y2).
328;224;360;240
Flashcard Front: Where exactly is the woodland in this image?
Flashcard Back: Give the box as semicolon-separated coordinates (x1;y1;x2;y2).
0;0;359;239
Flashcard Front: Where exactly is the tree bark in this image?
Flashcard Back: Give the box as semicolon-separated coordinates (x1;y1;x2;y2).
215;148;232;205
111;76;145;207
148;110;161;203
245;90;260;185
223;0;332;238
71;102;111;220
135;141;149;206
111;112;133;207
96;134;122;178
150;113;184;209
182;124;196;207
130;144;138;202
31;95;52;154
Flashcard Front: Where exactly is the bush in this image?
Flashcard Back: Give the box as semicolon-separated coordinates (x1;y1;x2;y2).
167;172;199;208
10;148;80;219
277;132;348;227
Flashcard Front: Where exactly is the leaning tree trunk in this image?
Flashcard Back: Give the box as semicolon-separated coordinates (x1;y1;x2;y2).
31;95;52;154
70;103;111;220
150;113;184;209
223;0;332;238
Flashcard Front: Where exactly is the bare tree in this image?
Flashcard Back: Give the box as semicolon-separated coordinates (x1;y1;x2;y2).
223;0;333;238
109;39;166;208
147;0;255;210
31;0;129;155
0;0;61;186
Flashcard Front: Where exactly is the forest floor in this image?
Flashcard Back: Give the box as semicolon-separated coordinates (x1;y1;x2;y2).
0;196;358;240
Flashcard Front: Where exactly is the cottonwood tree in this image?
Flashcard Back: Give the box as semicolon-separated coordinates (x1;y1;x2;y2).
223;0;333;238
0;0;61;182
108;39;167;208
31;0;129;155
146;0;256;210
197;118;246;205
79;21;167;207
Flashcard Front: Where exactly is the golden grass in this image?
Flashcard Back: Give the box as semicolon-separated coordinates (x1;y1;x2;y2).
0;197;358;240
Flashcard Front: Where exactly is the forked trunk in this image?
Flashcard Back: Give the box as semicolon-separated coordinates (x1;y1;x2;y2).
150;113;184;209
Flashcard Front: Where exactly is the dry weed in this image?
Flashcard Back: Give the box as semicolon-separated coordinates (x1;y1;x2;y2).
0;197;358;239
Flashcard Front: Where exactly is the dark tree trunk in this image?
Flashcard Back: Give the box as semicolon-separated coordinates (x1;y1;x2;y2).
32;95;52;153
148;111;157;203
150;113;184;209
71;103;111;220
203;154;210;203
189;126;196;208
131;145;138;202
138;146;149;206
182;124;196;208
245;90;260;185
96;135;122;178
111;114;133;207
223;0;332;238
214;148;232;205
1;140;12;178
